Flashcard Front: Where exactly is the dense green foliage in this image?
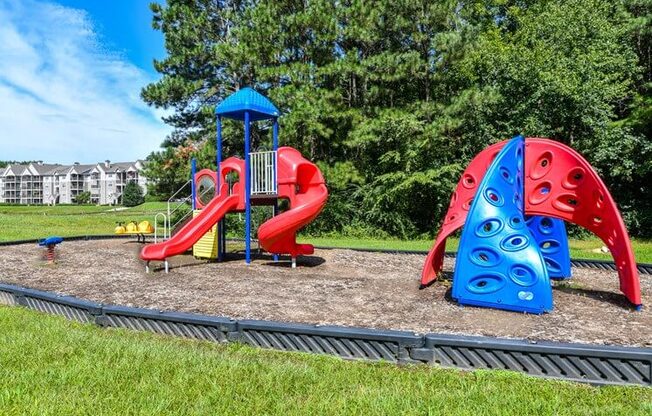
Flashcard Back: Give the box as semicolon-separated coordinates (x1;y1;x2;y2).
122;182;145;207
2;307;650;415
142;0;652;238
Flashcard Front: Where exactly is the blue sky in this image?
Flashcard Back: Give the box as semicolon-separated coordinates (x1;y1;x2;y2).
56;0;166;77
0;0;171;164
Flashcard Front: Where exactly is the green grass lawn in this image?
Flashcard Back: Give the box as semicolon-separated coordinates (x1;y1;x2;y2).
0;202;168;241
1;307;649;416
0;204;650;263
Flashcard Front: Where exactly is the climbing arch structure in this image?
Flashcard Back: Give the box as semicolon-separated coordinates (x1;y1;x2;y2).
421;136;641;312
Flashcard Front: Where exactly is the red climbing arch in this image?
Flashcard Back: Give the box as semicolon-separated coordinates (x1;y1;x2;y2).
420;141;507;287
524;138;641;306
421;138;641;307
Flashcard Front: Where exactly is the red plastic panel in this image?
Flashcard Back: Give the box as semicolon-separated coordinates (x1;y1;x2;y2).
194;169;216;209
524;139;641;306
420;141;507;287
194;157;246;210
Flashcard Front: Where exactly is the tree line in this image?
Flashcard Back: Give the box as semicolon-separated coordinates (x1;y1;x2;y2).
141;0;652;238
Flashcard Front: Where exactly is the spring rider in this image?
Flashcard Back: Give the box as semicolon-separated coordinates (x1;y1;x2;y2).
39;236;63;263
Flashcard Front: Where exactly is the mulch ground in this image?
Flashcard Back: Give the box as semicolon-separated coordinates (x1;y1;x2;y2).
0;239;649;347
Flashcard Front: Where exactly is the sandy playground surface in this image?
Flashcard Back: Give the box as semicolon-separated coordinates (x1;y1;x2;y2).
0;239;649;347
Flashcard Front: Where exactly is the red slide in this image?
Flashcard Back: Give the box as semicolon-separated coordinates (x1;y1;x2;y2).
258;147;328;257
140;191;239;261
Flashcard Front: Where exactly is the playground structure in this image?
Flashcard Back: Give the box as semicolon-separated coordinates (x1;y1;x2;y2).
136;88;641;314
140;88;328;272
38;236;63;263
421;136;642;313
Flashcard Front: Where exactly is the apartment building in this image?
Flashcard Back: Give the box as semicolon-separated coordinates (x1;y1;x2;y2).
0;160;147;205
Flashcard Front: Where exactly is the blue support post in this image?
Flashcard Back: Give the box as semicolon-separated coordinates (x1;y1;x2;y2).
272;118;279;262
273;118;279;151
217;116;222;189
244;111;251;264
216;116;224;261
190;158;197;210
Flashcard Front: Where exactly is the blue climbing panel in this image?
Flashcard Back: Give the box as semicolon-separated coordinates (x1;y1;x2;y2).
526;216;572;280
452;136;553;314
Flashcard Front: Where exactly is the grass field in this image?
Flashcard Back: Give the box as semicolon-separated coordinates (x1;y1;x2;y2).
1;204;651;262
1;307;650;416
0;202;168;241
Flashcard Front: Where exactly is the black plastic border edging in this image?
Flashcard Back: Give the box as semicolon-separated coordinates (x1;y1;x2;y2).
0;282;649;387
98;305;238;343
412;334;652;387
0;283;102;323
0;234;133;247
0;234;651;274
237;319;423;363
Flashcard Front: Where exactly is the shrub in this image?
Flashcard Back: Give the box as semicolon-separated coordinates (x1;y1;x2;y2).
73;191;91;205
122;182;144;207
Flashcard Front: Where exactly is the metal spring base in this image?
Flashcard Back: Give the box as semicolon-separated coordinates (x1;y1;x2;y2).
46;245;56;263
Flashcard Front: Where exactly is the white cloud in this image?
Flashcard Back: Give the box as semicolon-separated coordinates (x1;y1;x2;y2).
0;0;171;164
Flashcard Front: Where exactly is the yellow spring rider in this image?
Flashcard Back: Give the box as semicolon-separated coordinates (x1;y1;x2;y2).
115;220;154;242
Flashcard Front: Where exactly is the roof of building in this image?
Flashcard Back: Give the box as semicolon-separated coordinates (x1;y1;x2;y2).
69;164;97;175
31;163;63;175
1;160;145;177
101;161;140;173
2;164;29;176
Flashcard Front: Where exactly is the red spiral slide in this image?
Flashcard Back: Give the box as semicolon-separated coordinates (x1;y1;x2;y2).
258;147;328;258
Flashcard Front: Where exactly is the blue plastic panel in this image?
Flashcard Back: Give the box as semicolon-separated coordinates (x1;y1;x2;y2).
526;216;572;279
38;236;63;246
453;136;553;313
215;87;280;121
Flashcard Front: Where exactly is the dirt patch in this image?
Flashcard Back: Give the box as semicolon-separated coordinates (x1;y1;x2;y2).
0;239;650;347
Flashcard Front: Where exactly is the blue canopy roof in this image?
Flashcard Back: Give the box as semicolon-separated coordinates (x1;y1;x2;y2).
215;87;280;121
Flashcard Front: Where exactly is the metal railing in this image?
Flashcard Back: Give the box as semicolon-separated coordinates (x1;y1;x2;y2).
166;180;193;237
249;151;277;195
154;212;168;243
156;179;218;242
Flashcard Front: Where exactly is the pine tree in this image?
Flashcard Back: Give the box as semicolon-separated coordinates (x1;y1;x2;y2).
122;182;144;207
141;0;650;237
